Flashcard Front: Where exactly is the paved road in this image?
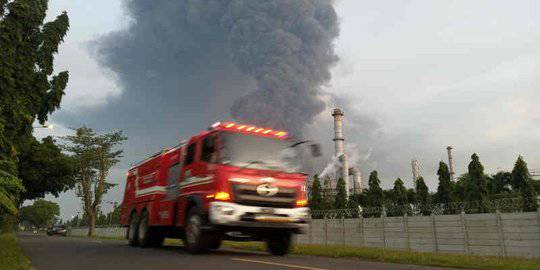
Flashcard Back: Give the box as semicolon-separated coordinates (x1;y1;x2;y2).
18;234;461;270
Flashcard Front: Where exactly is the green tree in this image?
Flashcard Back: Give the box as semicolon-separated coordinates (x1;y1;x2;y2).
531;179;540;194
17;137;76;201
416;177;431;215
489;171;512;195
61;127;126;236
453;173;469;202
19;199;59;229
512;156;538;211
435;161;455;214
0;162;24;216
388;178;409;216
106;202;121;225
309;175;322;209
333;177;347;209
309;175;323;217
321;176;332;210
96;210;108;226
0;0;69;226
346;194;360;217
405;188;416;204
392;178;408;205
65;215;80;227
465;153;488;212
365;171;384;217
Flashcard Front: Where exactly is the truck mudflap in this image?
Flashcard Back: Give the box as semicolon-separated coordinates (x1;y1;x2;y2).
208;201;310;233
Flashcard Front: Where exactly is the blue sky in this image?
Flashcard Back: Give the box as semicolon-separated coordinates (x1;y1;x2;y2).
33;0;540;220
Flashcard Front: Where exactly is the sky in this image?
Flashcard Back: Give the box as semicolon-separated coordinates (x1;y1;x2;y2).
33;0;540;220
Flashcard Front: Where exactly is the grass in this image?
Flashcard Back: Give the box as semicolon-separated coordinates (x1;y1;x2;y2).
222;241;540;270
0;233;31;270
83;236;540;270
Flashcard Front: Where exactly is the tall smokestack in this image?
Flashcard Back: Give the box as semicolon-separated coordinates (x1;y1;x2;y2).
349;167;363;193
411;159;420;183
332;108;349;197
447;146;455;181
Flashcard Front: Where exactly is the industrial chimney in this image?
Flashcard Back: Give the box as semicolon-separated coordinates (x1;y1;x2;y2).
447;146;455;181
411;159;420;181
332;108;350;197
349;167;363;193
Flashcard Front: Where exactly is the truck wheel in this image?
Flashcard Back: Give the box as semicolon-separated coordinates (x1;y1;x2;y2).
208;234;222;250
138;210;152;248
266;231;292;256
128;212;139;246
184;208;210;254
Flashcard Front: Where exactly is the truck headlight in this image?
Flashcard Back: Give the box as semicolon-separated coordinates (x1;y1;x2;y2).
215;205;235;215
299;209;310;219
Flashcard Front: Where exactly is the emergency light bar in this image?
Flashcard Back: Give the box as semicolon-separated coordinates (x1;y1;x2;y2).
210;122;288;138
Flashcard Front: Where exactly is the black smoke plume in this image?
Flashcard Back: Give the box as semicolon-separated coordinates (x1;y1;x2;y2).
94;0;339;136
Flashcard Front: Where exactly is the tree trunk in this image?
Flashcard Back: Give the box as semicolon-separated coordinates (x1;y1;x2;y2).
87;211;96;237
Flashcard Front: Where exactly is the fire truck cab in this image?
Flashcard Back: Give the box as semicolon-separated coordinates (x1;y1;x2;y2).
120;122;319;255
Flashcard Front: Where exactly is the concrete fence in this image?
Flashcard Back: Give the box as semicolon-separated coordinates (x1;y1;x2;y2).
69;210;540;258
69;226;126;238
297;210;540;258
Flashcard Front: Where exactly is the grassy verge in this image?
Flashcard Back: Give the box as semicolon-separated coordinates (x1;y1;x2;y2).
222;241;540;270
83;236;540;270
0;233;31;270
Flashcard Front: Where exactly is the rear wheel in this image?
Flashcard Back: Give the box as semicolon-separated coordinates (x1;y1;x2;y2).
128;212;138;246
138;211;151;248
266;231;292;256
137;210;165;248
184;208;210;254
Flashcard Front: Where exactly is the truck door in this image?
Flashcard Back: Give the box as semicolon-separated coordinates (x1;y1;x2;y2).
176;135;216;226
158;151;181;225
165;151;182;201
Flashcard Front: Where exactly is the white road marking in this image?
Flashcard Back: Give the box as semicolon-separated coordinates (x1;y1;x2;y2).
231;258;329;270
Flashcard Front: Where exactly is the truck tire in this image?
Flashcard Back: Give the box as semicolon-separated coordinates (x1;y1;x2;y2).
184;207;210;254
266;231;292;256
208;234;222;250
138;210;152;248
128;212;139;246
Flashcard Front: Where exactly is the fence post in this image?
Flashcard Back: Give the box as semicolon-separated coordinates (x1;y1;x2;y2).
324;216;328;246
308;218;312;244
461;211;470;255
360;216;366;247
342;216;346;245
537;208;540;232
431;214;438;253
382;207;386;249
404;213;410;251
495;210;507;257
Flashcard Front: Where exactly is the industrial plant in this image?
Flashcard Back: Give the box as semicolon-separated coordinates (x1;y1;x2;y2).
315;108;363;196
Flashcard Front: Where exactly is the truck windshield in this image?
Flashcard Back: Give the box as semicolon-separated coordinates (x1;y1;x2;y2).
219;132;301;173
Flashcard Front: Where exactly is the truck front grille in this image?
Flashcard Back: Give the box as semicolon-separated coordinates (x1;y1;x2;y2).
232;184;297;208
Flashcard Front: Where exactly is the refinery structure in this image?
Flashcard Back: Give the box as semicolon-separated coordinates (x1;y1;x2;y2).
330;108;363;195
319;108;466;196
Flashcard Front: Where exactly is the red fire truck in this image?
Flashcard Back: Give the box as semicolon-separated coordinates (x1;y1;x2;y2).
120;122;320;255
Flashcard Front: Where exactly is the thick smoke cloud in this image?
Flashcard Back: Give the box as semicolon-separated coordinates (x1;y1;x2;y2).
92;0;339;136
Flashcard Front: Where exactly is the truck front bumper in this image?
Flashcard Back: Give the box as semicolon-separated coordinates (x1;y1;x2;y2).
208;201;310;233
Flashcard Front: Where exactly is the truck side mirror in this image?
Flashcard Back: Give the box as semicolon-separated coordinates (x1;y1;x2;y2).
310;143;322;157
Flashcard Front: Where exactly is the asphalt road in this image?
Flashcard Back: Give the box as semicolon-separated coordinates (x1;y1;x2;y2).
18;233;462;270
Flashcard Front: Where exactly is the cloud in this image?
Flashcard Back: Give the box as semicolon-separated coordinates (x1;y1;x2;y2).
49;0;540;200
